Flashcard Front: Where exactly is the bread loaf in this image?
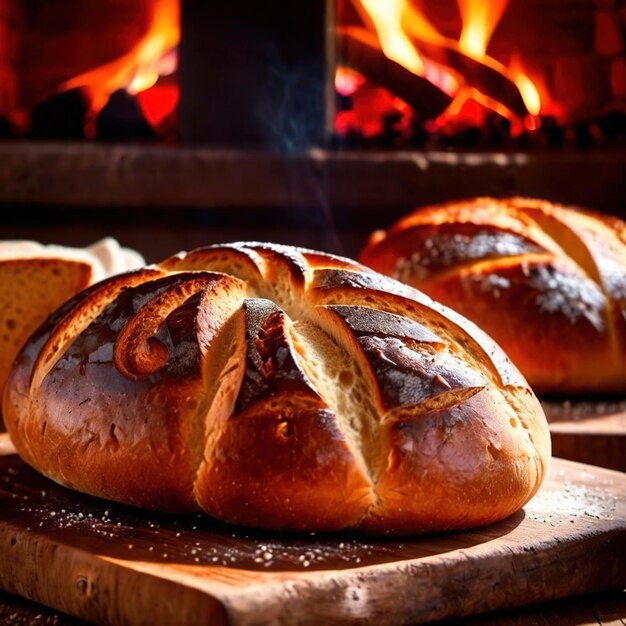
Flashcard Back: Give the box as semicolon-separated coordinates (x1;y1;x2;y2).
3;242;550;534
360;198;626;394
0;237;145;410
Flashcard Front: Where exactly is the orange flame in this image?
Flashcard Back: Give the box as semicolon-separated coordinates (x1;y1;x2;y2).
457;0;508;59
358;0;425;75
354;0;543;124
357;0;459;95
456;0;541;118
60;0;179;114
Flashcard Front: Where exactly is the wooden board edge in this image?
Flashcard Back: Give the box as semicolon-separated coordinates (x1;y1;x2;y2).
1;442;626;625
4;521;624;626
208;528;626;625
0;523;228;626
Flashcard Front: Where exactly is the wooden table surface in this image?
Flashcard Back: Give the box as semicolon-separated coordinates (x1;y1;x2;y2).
2;396;625;626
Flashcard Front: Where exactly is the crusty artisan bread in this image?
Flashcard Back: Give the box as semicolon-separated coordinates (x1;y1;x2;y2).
3;242;550;535
360;198;626;395
0;238;144;410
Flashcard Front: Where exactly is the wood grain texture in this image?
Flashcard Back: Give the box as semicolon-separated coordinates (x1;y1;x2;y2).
0;432;624;626
1;588;626;626
542;398;626;471
444;589;626;626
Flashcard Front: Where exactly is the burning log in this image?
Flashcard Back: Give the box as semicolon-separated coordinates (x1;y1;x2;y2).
347;0;534;122
340;24;529;122
409;36;530;120
338;28;451;121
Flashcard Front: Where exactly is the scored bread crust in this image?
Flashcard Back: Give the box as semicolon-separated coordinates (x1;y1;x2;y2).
3;242;550;535
360;198;626;394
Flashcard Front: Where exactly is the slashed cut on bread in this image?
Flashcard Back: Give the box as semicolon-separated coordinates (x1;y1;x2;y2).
360;198;626;394
0;238;145;409
4;243;550;535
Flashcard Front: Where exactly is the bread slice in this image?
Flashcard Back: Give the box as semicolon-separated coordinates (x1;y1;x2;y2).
0;238;144;421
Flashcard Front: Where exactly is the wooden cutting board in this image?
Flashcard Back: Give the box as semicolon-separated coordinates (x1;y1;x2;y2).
542;398;626;472
0;433;624;626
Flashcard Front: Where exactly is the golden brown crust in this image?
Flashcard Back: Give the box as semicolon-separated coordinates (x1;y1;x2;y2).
360;198;626;394
3;242;550;534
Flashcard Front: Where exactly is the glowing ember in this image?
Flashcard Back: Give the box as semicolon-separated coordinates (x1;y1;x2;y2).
336;66;366;97
136;80;179;127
